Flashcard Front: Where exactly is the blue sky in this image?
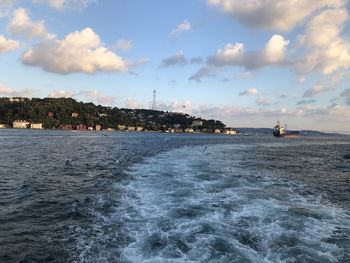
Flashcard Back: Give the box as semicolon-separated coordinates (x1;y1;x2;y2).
0;0;350;131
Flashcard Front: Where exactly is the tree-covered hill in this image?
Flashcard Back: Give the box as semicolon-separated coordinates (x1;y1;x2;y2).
0;97;226;131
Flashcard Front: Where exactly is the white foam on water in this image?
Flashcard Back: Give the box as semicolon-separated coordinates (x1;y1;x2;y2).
113;144;350;262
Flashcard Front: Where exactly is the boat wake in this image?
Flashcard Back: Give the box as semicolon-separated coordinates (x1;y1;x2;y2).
113;145;350;262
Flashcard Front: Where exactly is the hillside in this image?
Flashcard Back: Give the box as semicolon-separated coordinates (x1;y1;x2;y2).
0;97;226;132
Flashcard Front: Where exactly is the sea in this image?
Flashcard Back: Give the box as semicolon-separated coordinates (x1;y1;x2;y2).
0;129;349;263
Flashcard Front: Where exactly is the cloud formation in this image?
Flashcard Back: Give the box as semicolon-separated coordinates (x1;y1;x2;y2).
190;34;289;81
22;27;128;74
8;8;54;39
48;89;75;98
32;0;94;10
239;88;257;96
296;7;350;75
115;38;132;51
161;51;187;67
0;84;35;97
0;34;19;52
79;90;116;105
207;0;344;31
169;20;191;39
48;89;117;105
303;84;335;97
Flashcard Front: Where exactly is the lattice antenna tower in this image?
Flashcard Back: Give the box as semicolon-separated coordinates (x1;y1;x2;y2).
152;90;157;110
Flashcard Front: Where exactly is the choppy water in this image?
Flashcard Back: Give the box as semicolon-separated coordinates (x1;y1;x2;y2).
0;130;349;262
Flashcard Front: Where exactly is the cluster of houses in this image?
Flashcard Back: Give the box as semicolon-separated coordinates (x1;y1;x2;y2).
10;120;43;129
0;119;239;135
0;111;239;135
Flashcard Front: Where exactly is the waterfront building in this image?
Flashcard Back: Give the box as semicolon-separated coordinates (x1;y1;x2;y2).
0;124;6;128
13;120;30;129
30;123;43;129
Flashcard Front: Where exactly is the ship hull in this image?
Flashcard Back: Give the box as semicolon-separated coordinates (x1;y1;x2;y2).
273;131;299;138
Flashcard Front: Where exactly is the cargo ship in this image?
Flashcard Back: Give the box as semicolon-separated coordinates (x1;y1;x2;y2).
273;121;299;138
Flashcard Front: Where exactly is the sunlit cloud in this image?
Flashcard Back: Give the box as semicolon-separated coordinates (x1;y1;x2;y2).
0;34;19;52
239;88;258;96
190;34;289;81
7;8;54;40
169;20;191;39
0;84;35;97
207;0;345;31
22;27;129;74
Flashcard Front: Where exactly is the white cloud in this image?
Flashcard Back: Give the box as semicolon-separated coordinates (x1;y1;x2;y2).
239;88;257;96
190;34;289;81
207;0;345;31
79;90;116;105
0;84;35;97
0;34;19;52
303;84;336;97
296;8;350;75
48;89;75;98
8;8;54;40
303;74;342;97
115;38;132;51
22;27;129;74
32;0;94;10
169;20;191;39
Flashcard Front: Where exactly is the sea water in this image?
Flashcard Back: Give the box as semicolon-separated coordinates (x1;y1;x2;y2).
0;130;349;262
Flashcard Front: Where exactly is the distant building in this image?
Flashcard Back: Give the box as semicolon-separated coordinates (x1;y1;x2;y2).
88;126;94;131
0;124;6;128
107;128;115;131
224;129;237;135
30;123;43;129
214;129;221;134
9;97;25;102
95;124;102;131
136;126;144;131
71;112;79;118
13;120;30;129
98;113;108;117
185;128;194;133
127;126;136;131
117;125;126;130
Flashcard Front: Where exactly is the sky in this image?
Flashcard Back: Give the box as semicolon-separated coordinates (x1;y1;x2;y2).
0;0;350;131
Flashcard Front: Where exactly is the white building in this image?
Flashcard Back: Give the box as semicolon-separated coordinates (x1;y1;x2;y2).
224;130;237;135
13;120;30;129
30;123;43;129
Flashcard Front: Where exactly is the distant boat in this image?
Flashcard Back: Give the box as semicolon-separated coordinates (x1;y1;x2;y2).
273;121;299;138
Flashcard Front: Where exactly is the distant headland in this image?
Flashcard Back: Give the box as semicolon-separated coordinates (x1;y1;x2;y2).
0;97;239;134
